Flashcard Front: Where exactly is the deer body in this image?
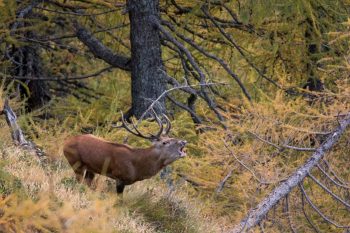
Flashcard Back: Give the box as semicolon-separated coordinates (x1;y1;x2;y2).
64;133;186;194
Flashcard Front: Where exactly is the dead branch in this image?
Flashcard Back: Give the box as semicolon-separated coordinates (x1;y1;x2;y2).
301;191;321;233
285;195;297;233
216;169;234;193
229;113;350;232
1;99;44;157
307;174;350;209
11;66;113;81
322;159;349;186
316;164;350;189
177;173;204;187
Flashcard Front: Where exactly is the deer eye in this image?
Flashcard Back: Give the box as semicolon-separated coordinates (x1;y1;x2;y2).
162;141;168;145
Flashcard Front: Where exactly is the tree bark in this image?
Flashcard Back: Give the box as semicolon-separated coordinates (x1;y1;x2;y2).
127;0;166;118
230;113;350;233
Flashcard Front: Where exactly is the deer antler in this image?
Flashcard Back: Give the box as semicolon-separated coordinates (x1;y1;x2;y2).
162;114;172;135
116;110;170;140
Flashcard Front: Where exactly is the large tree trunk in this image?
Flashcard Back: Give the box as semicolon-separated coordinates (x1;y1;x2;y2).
127;0;166;118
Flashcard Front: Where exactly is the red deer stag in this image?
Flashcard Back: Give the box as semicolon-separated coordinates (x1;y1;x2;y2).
63;113;187;194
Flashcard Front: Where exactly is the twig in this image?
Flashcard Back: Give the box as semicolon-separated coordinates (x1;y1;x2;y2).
34;7;119;16
177;173;203;187
151;16;224;121
322;160;350;186
201;6;282;89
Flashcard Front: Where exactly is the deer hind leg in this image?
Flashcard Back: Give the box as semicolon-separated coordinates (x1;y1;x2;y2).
68;160;85;183
69;161;95;186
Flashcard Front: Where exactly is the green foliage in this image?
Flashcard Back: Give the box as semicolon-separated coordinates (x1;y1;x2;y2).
0;165;25;198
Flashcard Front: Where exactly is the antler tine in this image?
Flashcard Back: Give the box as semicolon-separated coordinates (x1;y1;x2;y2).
162;114;172;135
148;109;164;139
119;111;155;140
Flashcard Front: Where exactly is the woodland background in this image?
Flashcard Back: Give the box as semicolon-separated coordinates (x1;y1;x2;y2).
0;0;350;232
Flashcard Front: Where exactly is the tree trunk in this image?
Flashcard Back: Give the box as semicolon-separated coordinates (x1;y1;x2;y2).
11;45;51;111
127;0;166;118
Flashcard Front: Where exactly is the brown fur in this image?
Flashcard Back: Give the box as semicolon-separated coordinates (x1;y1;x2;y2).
63;134;186;194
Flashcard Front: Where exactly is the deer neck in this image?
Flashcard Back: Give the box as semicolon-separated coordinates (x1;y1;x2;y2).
132;146;166;179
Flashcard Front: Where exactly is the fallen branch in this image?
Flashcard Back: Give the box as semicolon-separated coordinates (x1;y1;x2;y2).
216;169;234;193
1;99;44;157
230;112;350;232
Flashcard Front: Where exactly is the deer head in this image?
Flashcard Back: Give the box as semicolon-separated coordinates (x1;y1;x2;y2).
118;110;187;164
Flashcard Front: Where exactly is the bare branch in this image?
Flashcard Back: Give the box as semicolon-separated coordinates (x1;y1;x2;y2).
300;184;350;229
35;7;119;16
301;191;321;233
307;174;350;209
216;169;234;193
73;22;131;71
138;79;228;124
285;195;297;233
316;164;350;189
322;160;350;186
151;16;224;121
166;95;203;124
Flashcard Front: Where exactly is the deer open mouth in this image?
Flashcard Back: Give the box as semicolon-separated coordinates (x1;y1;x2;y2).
178;146;186;157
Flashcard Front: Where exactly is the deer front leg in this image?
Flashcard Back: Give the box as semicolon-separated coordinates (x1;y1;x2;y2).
116;179;125;194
